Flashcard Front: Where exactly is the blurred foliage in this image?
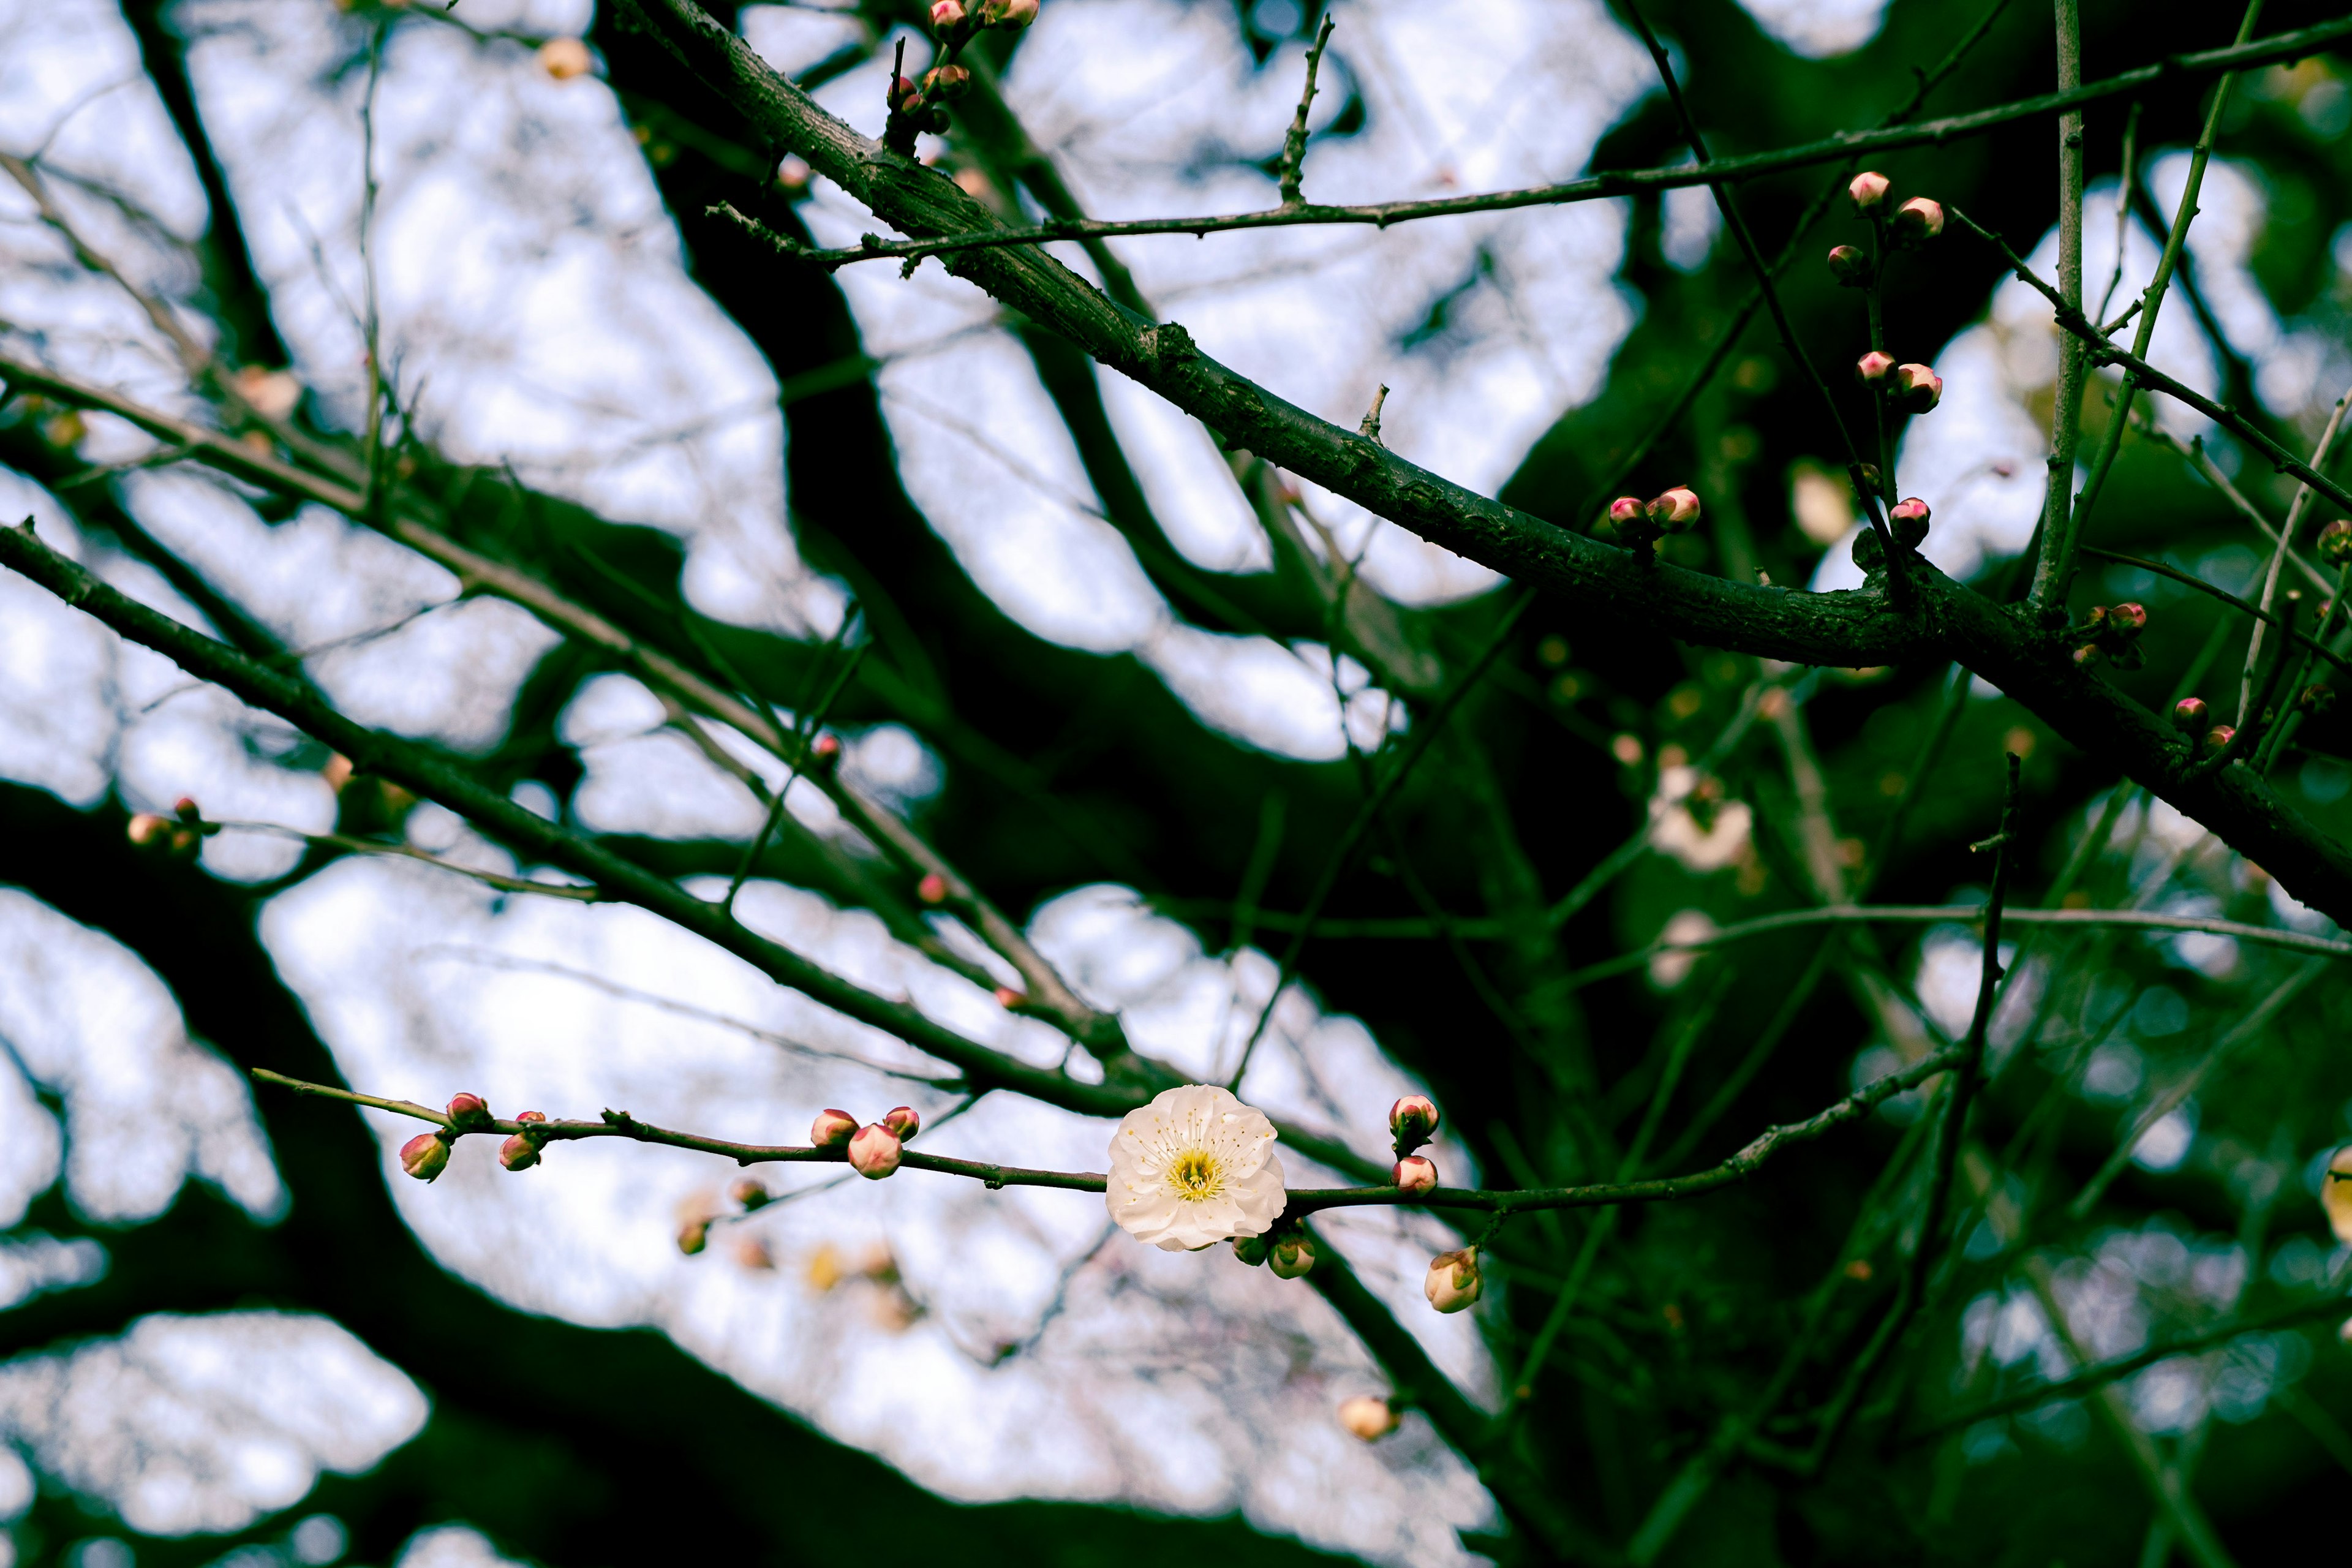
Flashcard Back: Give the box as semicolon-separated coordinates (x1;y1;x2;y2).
6;0;2352;1564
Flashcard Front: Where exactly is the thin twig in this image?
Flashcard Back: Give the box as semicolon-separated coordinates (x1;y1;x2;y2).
2028;0;2087;617
1276;13;1336;208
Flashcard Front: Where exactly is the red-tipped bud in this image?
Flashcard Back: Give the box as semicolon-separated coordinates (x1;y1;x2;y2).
1424;1247;1482;1313
979;0;1039;26
401;1132;451;1182
930;0;967;25
1269;1231;1317;1279
881;1105;921;1140
2203;724;2236;757
2172;697;2210;736
848;1122;903;1178
1855;350;1895;385
1890;197;1945;245
916;872;949;904
992;986;1025;1009
174;796;203;822
888;76;924;113
1338;1395;1400;1440
1848;172;1890;213
810;732;843;764
921;64;971;103
2073;644;2102;668
517;1110;548;1123
447;1093;490;1123
1392;1155;1439;1194
730;1177;772;1210
2106;602;2147;635
1888;497;1931;548
2320;519;2352;568
1648;486;1703;533
1608;496;1646;526
1892;363;1943;412
498;1134;540;1172
1825;244;1872;288
810;1108;858;1148
1389;1095;1441;1140
127;812;173;848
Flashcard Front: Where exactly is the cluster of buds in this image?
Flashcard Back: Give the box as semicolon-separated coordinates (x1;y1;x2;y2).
501;1110;549;1172
1601;486;1703;555
1855;352;1942;413
2073;602;2148;671
889;1;1038;151
2172;696;2234;758
1234;1220;1317;1278
1846;171;1943;247
813;1105;922;1178
126;797;216;859
399;1093;514;1183
1424;1246;1482;1313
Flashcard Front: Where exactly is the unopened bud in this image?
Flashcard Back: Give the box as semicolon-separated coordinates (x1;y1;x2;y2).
447;1093;490;1124
2320;519;2352;568
1389;1094;1441;1143
1847;171;1890;213
2327;1147;2352;1247
174;796;202;822
678;1217;710;1255
1337;1395;1400;1441
810;1107;858;1148
400;1132;451;1182
921;64;971;103
126;812;173;848
881;1105;921;1140
1232;1233;1271;1267
1424;1247;1482;1313
1607;496;1646;526
1825;244;1872;288
2203;724;2236;757
980;0;1039;26
776;154;812;197
1851;528;1885;571
1647;486;1703;533
848;1122;903;1178
916;872;949;904
811;732;843;764
498;1134;540;1172
930;0;967;25
1888;497;1930;548
2172;697;2210;736
2073;644;2102;668
730;1177;772;1210
1269;1231;1317;1280
1392;1155;1439;1194
537;36;594;79
2106;602;2147;636
517;1110;548;1123
1892;363;1943;413
1855;350;1895;385
888;75;924;113
1890;197;1945;245
992;986;1025;1009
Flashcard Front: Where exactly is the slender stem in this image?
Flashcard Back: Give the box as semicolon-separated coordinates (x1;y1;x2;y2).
217;821;603;902
2240;385;2352;726
2091;102;2144;329
2074;545;2352;680
1275;13;1335;208
2029;0;2087;618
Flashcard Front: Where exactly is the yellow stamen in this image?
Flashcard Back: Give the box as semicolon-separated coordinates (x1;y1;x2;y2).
1166;1148;1224;1202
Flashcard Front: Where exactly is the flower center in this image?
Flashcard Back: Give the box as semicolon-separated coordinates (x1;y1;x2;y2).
1165;1148;1224;1202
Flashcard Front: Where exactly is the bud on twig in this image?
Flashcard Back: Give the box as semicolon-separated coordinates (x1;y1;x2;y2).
1890;197;1944;246
1232;1233;1271;1267
2203;724;2236;758
678;1217;711;1255
1269;1230;1317;1280
992;986;1025;1009
1647;486;1703;534
930;0;967;25
1389;1094;1440;1155
1847;171;1890;214
1891;363;1943;413
1825;244;1872;288
1855;351;1894;385
881;1105;921;1140
730;1177;772;1210
917;872;949;904
848;1122;904;1178
2320;519;2352;568
537;37;594;80
1392;1155;1439;1194
1888;497;1930;548
979;0;1039;26
2173;697;2210;736
1337;1395;1400;1441
2105;602;2147;636
810;732;843;765
921;65;972;103
810;1108;858;1147
888;75;924;114
401;1132;451;1182
499;1134;539;1171
447;1093;491;1125
1424;1247;1482;1313
1607;496;1645;527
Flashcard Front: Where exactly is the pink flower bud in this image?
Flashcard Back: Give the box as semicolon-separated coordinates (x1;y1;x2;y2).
127;812;173;848
1891;197;1945;245
810;1108;858;1148
916;872;949;904
2320;519;2352;568
993;986;1025;1009
1825;244;1872;288
1647;486;1702;533
400;1132;451;1182
1892;363;1942;412
888;76;924;113
1888;497;1930;548
2203;724;2236;757
730;1177;771;1210
1389;1095;1441;1139
881;1105;921;1140
848;1123;903;1178
930;0;967;25
921;64;971;103
174;796;203;822
1424;1247;1482;1313
1855;351;1895;385
980;0;1039;26
1337;1395;1400;1441
1392;1155;1439;1194
2107;602;2147;635
1607;496;1646;526
812;732;843;763
447;1093;490;1123
1847;171;1890;213
498;1134;539;1172
2072;644;2102;668
2173;698;2210;735
1269;1231;1317;1279
517;1110;548;1123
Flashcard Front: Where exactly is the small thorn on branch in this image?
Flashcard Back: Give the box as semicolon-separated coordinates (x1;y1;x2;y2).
1359;383;1389;446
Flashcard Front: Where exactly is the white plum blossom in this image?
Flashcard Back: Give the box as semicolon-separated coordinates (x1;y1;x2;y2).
1106;1084;1286;1251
